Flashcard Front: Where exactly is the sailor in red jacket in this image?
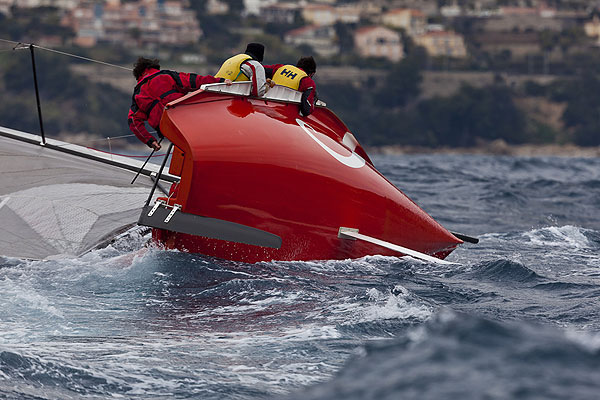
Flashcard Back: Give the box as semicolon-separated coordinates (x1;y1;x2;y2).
128;57;229;150
264;56;317;116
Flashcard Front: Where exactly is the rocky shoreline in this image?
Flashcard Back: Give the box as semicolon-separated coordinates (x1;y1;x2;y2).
368;139;600;158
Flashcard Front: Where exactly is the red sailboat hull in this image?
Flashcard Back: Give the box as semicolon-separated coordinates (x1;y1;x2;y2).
152;87;461;263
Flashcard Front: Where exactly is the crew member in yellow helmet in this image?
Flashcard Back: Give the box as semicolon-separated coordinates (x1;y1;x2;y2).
216;43;268;97
265;56;317;116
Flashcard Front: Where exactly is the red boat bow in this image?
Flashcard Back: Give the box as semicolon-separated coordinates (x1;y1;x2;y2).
143;83;462;263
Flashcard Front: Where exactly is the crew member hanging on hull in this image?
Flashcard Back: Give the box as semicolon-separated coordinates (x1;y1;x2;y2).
216;43;268;97
128;57;231;150
265;56;318;116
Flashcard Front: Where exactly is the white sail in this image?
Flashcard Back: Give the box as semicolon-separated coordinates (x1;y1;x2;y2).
0;126;175;259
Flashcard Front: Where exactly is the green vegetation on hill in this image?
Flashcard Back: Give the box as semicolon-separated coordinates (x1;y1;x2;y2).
417;84;527;147
0;6;73;43
320;56;600;147
321;78;528;147
0;51;131;139
552;73;600;146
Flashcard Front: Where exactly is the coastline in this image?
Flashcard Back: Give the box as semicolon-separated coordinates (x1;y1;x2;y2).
368;139;600;158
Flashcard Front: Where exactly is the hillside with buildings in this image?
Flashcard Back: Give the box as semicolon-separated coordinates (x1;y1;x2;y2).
1;0;600;149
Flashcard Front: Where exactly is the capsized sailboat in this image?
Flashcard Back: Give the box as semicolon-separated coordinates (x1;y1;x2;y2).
138;82;469;264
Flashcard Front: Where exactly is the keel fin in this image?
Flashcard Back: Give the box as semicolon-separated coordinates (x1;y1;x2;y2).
139;203;282;249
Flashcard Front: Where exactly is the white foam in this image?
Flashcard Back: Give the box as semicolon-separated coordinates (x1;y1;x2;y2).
273;254;399;274
360;286;432;323
204;289;308;318
0;277;64;319
327;286;432;326
564;328;600;352
525;225;591;249
279;324;342;341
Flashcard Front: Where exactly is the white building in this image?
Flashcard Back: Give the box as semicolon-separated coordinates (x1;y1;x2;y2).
243;0;277;16
354;26;403;62
285;24;339;57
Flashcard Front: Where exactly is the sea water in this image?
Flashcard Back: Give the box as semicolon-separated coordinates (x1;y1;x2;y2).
1;154;599;400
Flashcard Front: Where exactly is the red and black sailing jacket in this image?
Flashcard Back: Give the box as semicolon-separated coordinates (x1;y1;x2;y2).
128;68;223;146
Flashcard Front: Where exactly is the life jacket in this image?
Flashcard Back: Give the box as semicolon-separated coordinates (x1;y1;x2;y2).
215;54;253;82
272;65;307;90
131;69;185;124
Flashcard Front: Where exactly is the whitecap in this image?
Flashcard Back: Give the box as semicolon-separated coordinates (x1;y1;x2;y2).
525;225;591;249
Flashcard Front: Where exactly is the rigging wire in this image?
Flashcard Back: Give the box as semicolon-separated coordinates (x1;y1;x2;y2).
86;133;135;141
48;132;169;161
0;38;20;45
48;131;162;148
0;37;132;71
33;44;132;71
86;146;166;159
